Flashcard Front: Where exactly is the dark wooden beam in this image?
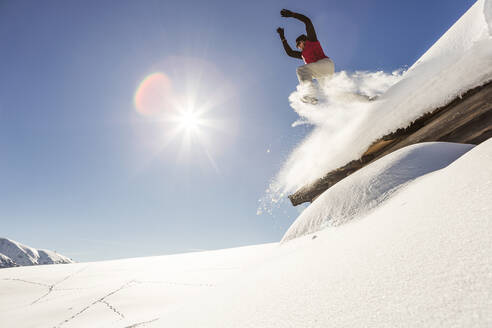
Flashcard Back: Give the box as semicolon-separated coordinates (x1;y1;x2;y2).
289;81;492;206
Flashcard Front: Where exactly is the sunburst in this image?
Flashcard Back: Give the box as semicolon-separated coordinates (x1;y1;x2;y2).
176;108;203;134
133;57;236;171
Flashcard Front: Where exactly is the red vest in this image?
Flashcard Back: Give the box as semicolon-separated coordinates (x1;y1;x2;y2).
302;41;328;64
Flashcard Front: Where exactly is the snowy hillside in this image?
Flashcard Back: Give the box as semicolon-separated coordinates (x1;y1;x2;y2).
0;238;73;268
1;139;491;327
0;253;17;269
262;0;492;206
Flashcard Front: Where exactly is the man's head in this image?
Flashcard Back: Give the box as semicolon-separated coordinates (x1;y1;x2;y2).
296;34;307;50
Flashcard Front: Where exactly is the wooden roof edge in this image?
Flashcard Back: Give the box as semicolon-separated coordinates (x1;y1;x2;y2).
288;80;492;207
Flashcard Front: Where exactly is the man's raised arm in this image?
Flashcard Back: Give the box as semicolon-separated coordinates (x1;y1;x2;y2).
276;27;302;59
281;9;317;42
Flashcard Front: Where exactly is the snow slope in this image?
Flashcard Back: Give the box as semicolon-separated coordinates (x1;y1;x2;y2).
281;142;474;242
178;138;491;328
0;238;73;268
0;243;279;327
262;0;492;206
1;139;491;327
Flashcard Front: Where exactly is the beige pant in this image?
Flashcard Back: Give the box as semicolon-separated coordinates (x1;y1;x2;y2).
296;57;335;86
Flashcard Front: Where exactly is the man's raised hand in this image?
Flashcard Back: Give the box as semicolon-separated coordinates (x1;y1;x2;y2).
280;9;294;17
276;27;285;36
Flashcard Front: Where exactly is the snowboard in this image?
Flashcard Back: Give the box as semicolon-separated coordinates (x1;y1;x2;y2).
301;95;318;105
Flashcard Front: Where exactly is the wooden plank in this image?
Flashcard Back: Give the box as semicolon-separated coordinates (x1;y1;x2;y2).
289;81;492;206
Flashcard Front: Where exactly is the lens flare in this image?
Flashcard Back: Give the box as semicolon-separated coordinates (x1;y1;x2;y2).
134;72;173;116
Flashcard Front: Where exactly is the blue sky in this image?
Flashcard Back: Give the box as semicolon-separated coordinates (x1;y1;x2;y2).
0;0;475;261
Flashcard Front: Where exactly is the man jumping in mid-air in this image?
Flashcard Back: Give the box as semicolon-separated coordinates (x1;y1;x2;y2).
277;9;334;104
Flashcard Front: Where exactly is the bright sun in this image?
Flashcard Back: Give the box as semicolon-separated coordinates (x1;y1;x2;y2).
163;104;220;169
178;109;201;132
